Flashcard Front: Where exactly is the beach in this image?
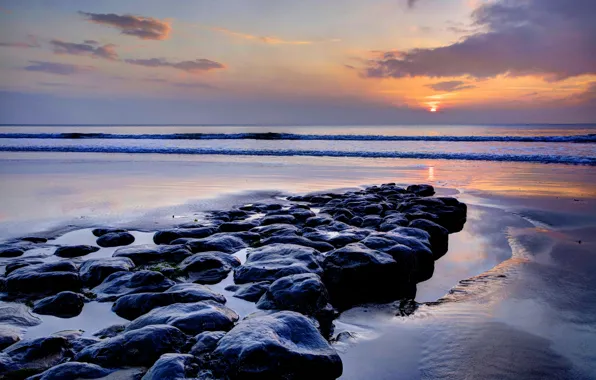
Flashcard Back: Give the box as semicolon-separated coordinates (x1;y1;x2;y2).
1;125;595;379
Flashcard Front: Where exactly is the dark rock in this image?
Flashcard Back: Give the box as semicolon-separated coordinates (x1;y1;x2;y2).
2;336;72;377
96;232;135;248
113;244;192;265
406;184;435;196
189;331;225;356
21;237;47;243
32;291;86;318
27;362;113;380
113;283;226;320
125;301;239;335
0;325;21;350
70;337;101;353
384;233;434;282
143;353;200;380
250;223;299;237
79;257;135;287
234;244;323;284
180;251;240;284
323;243;405;309
92;270;175;301
93;324;127;339
288;208;316;221
349;216;363;227
4;259;44;276
260;214;296;226
305;216;333;227
361;215;382;228
360;235;398;251
0;246;25;258
92;228;127;237
54;245;100;258
228;282;270;302
153;227;216;245
258;235;334;252
212;311;342;379
218;221;258;233
0;302;42;327
75;325;187;368
175;234;247;254
363;204;383;215
5;262;81;296
408;219;449;258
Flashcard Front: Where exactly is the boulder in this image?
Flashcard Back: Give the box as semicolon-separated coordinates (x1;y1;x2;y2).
153;227;216;245
180;251;240;284
212;311;342;379
363;204;383;215
142;353;200;380
75;325;187;368
1;336;72;377
125;301;239;335
113;244;193;265
112;283;226;320
408;219;449;258
288;208;316;221
260;215;297;226
32;291;86;318
175;234;247;254
188;331;226;356
234;244;323;284
406;184;435;196
5;262;81;296
92;228;127;237
54;245;99;258
96;232;135;248
21;237;48;243
250;223;299;238
218;221;258;233
257;273;331;316
0;325;21;350
322;243;404;309
28;362;113;380
0;302;42;328
79;257;135;287
258;235;334;252
92;270;175;301
92;324;127;339
4;259;44;276
228;282;270;302
305;216;333;227
0;246;25;258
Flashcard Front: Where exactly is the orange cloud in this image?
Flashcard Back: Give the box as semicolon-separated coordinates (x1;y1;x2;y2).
210;26;338;45
79;12;171;40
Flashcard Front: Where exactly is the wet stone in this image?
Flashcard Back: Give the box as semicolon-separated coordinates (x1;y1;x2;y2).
32;291;86;318
54;245;100;258
0;325;22;350
218;221;259;233
5;262;81;296
79;257;135;287
175;234;247;254
180;251;241;285
188;331;226;356
153;227;217;245
227;281;270;302
0;246;25;258
1;336;73;378
113;244;193;265
92;270;175;302
96;231;135;248
27;362;114;380
259;214;297;226
250;223;300;238
93;324;128;339
258;235;334;252
92;228;127;237
143;353;200;380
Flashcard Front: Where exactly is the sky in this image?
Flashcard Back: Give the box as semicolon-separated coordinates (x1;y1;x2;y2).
0;0;594;124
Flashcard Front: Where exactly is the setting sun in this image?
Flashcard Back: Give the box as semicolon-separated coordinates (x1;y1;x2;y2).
430;107;437;112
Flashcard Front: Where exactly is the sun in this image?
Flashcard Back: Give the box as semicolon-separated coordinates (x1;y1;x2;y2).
430;107;437;112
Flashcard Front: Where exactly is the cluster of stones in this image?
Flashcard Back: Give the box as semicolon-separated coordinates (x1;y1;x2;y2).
0;183;466;379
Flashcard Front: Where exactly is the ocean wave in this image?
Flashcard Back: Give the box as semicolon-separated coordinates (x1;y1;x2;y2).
1;145;594;165
0;132;595;143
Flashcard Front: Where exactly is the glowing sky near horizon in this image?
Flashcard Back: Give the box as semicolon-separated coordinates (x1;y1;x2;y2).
0;0;594;124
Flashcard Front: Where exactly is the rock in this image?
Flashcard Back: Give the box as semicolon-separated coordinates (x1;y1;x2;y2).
234;244;323;284
361;215;382;228
250;223;299;237
93;324;128;339
258;235;334;252
408;219;449;258
383;232;434;282
4;259;44;276
79;257;136;287
212;311;342;379
363;204;383;215
142;353;200;380
96;232;135;248
75;325;187;368
0;325;21;350
5;262;81;296
288;208;316;221
179;251;240;284
406;184;435;196
27;362;113;380
70;337;101;353
260;215;297;226
218;221;258;233
256;273;335;329
0;302;42;327
323;243;405;309
153;227;216;245
21;237;47;243
125;301;239;335
54;245;100;258
113;283;226;320
2;336;72;377
229;282;270;302
92;270;175;301
113;244;193;265
188;331;226;356
175;234;247;254
0;246;25;258
92;228;127;237
305;216;333;227
32;291;86;318
360;235;399;251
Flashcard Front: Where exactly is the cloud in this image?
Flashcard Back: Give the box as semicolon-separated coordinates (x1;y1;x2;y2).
427;80;476;92
407;0;420;9
24;61;95;75
50;40;118;60
125;58;225;73
0;35;40;48
210;27;339;45
173;82;216;89
364;0;596;80
84;40;99;45
79;11;171;40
